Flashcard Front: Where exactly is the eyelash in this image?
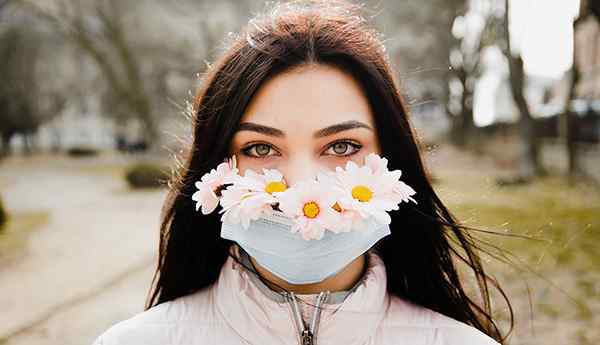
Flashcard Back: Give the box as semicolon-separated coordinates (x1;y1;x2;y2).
240;140;363;159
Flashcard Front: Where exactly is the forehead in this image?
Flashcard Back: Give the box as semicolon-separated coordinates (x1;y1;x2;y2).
240;64;375;132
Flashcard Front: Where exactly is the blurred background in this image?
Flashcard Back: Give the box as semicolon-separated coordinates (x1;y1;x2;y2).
0;0;598;344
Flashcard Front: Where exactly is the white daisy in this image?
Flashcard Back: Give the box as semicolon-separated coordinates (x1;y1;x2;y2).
219;168;288;229
329;154;417;229
191;155;238;215
364;153;417;204
274;180;339;240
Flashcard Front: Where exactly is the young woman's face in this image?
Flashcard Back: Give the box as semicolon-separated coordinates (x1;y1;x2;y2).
230;64;381;186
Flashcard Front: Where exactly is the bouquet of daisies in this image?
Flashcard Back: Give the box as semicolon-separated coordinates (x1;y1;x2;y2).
192;153;417;240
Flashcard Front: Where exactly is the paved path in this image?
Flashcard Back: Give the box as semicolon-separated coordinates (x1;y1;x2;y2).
0;154;165;345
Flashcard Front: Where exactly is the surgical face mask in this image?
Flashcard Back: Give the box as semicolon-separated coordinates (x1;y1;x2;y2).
193;152;416;284
221;209;391;285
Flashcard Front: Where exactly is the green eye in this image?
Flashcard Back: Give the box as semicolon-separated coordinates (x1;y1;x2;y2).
241;143;278;158
255;144;271;156
325;140;362;156
332;142;349;154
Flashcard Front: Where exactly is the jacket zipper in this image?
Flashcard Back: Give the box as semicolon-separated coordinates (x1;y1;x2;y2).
283;291;330;345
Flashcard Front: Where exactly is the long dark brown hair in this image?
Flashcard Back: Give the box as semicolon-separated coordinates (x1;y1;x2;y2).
146;1;512;342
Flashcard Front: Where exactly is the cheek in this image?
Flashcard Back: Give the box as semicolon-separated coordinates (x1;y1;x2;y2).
234;156;280;176
322;155;361;171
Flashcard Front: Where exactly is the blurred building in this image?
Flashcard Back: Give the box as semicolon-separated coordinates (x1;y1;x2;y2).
574;0;600;100
568;0;600;143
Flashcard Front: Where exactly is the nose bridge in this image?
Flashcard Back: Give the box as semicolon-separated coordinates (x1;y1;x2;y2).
282;153;321;187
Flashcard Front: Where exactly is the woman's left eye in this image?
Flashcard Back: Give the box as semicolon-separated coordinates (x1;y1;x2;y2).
323;141;362;156
241;143;279;158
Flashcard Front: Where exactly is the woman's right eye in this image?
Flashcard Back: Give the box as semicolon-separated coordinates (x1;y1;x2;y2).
241;143;279;158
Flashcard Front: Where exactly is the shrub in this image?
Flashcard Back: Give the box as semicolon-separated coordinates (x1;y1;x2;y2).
66;146;99;157
0;194;7;231
125;163;169;189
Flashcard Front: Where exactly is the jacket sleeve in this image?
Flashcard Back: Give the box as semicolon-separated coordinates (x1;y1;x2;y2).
434;322;501;345
426;301;500;345
91;334;103;345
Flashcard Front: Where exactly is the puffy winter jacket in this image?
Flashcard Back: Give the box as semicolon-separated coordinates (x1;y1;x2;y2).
92;244;500;345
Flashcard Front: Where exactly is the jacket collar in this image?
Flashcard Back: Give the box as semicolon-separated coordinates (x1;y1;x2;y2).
212;244;390;344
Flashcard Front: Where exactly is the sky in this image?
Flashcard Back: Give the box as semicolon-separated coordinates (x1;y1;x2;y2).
509;0;581;78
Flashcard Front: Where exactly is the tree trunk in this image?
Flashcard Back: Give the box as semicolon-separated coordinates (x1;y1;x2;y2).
561;54;581;184
449;66;476;147
504;0;544;178
0;133;10;157
508;56;544;177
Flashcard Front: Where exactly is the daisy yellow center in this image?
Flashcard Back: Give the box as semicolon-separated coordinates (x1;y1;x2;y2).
265;181;287;194
351;185;373;202
302;201;320;219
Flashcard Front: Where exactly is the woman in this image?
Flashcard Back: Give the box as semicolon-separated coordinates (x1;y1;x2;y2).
93;1;511;344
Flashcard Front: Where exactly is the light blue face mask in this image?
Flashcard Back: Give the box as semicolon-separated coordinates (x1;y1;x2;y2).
220;210;391;285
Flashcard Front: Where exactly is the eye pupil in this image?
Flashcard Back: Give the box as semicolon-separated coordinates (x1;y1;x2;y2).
333;142;348;154
256;144;270;156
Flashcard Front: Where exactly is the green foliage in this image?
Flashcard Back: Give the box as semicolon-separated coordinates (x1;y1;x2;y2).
66;146;99;157
125;163;169;189
0;195;7;231
0;211;48;263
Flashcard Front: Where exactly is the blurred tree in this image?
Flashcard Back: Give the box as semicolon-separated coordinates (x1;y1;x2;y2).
0;192;6;231
447;0;502;147
376;0;463;125
0;25;64;156
502;0;545;179
0;0;13;11
26;0;160;146
162;0;255;66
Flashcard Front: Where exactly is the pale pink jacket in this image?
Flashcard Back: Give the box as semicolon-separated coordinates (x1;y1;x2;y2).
93;245;500;345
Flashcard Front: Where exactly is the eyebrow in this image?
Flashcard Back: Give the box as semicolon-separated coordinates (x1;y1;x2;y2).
236;120;372;138
313;120;372;138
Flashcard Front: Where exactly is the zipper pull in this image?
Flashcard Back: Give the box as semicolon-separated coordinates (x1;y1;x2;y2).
284;291;330;345
286;292;310;345
301;329;314;345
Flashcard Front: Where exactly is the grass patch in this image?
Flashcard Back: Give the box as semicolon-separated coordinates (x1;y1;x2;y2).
451;202;599;269
443;176;600;271
435;167;600;340
0;211;49;264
